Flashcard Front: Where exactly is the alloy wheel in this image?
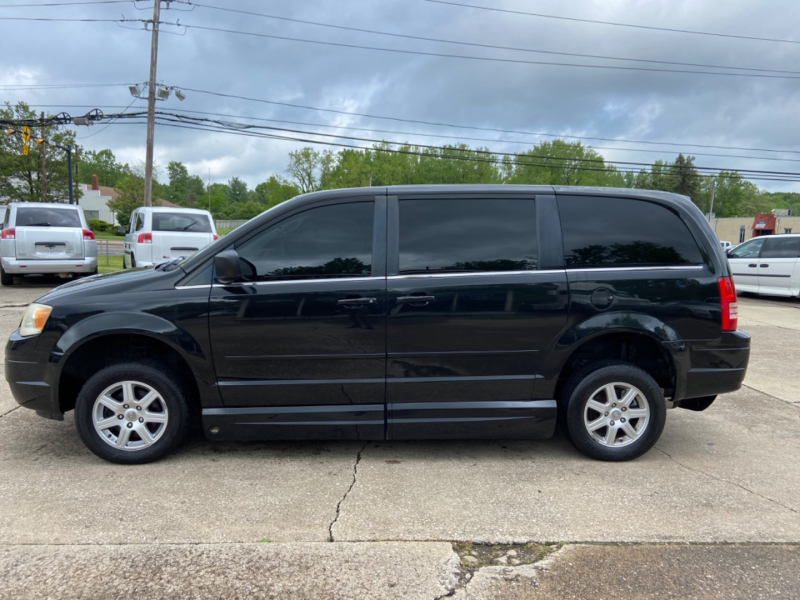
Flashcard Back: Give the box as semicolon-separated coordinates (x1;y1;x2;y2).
583;382;651;448
92;381;169;451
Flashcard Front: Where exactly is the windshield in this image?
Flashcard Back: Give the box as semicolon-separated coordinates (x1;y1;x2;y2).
16;207;82;228
152;212;213;233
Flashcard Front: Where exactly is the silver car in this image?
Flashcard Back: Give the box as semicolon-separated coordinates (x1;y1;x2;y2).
1;202;98;286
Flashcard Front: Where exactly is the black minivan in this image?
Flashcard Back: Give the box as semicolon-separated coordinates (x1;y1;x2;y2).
5;186;750;464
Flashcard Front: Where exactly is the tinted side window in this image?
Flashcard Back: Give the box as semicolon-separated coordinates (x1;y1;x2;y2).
558;196;703;268
135;213;145;231
728;237;765;259
399;199;537;274
761;236;800;259
236;202;374;281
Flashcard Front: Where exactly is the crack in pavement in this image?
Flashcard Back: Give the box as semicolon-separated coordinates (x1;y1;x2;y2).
0;405;22;420
742;383;800;409
655;446;799;515
328;441;369;542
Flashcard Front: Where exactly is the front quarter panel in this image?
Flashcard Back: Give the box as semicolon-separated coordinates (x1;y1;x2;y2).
37;282;219;410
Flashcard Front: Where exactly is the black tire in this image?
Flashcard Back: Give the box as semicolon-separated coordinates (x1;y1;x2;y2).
0;264;12;286
561;360;666;461
74;361;191;464
130;254;136;268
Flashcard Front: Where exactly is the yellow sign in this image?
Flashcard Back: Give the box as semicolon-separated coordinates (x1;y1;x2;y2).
21;126;30;156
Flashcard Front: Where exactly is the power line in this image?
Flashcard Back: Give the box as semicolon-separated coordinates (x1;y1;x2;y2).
95;110;800;180
424;0;800;45
179;86;800;156
184;1;800;76
180;22;800;80
25;103;800;165
105;117;800;183
0;1;127;6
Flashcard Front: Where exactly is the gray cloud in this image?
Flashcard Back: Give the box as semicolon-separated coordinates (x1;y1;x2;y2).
2;0;799;191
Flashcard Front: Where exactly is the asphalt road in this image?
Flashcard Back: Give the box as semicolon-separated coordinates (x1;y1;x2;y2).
0;285;798;599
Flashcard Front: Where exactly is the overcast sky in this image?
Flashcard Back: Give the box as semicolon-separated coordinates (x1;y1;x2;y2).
2;0;800;192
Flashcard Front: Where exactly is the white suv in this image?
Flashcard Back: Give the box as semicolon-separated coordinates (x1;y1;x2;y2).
1;202;97;286
123;207;218;269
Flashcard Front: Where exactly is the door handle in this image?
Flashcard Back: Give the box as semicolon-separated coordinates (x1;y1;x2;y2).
760;264;769;268
337;297;377;307
748;264;757;268
396;295;436;306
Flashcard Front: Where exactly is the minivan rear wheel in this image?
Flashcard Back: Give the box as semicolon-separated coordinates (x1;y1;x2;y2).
562;361;666;461
74;361;190;464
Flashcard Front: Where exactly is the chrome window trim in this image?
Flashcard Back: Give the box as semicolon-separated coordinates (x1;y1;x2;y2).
174;284;213;290
389;270;550;280
566;265;704;273
183;265;706;288
209;275;385;288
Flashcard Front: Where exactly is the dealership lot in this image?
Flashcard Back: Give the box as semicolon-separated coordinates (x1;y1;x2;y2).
1;284;798;598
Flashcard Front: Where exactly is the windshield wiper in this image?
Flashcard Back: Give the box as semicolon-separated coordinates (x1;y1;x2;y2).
155;257;186;272
180;222;198;231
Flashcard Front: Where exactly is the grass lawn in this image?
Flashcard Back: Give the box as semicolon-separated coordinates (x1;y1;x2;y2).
98;254;124;274
93;232;124;241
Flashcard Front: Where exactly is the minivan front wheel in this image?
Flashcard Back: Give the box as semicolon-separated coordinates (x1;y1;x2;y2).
75;362;190;464
562;361;666;461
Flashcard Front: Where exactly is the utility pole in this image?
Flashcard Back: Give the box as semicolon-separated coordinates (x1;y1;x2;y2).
143;0;162;207
40;112;47;202
708;180;717;222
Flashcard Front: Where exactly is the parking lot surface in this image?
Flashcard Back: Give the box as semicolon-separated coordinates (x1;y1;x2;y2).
1;285;798;598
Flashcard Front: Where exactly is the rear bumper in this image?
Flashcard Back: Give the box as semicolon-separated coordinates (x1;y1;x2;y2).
678;330;751;401
4;330;61;418
1;257;97;275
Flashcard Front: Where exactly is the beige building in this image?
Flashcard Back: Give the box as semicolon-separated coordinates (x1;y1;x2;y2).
710;212;800;245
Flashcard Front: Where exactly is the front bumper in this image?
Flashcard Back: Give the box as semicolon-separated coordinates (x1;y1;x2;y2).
1;256;97;275
5;330;61;419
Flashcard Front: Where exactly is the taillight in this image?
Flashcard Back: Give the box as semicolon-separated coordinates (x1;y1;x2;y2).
82;229;95;240
1;228;15;240
718;276;738;332
213;234;219;241
137;232;152;244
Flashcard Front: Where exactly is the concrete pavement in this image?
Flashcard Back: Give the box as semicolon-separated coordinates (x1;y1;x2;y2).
0;285;798;598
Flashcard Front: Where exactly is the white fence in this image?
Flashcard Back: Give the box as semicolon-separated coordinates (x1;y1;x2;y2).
214;219;247;231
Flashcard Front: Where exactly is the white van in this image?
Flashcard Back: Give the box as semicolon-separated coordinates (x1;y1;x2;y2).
123;207;218;269
728;234;800;297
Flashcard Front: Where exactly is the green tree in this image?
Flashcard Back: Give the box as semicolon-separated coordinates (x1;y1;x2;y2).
666;154;701;199
76;148;131;188
286;148;335;193
250;175;299;207
0;101;82;203
505;140;623;187
225;176;249;204
165;161;206;207
108;174;145;228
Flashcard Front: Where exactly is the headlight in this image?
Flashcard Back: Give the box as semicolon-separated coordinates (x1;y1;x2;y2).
20;303;53;337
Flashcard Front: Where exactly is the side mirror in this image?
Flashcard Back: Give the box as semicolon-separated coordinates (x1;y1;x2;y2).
214;249;242;284
116;227;127;236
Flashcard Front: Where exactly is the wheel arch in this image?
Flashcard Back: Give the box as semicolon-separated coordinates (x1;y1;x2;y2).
56;313;207;414
550;314;684;406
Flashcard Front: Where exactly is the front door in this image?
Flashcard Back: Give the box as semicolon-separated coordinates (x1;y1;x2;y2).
757;236;800;297
385;194;568;439
208;197;387;440
728;237;767;293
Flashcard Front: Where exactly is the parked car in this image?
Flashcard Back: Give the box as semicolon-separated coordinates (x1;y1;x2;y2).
727;234;800;297
720;240;733;250
123;207;218;269
1;202;97;286
5;186;750;464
